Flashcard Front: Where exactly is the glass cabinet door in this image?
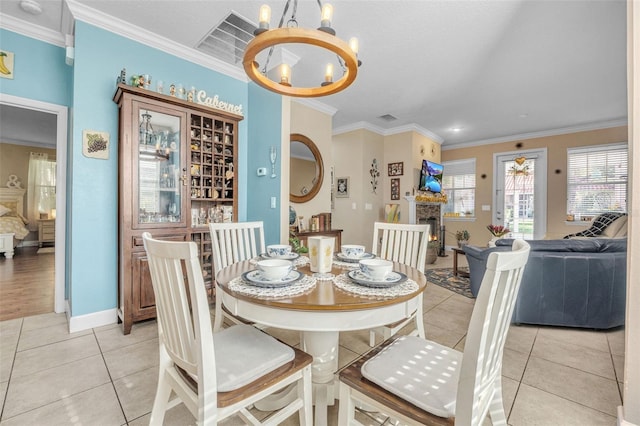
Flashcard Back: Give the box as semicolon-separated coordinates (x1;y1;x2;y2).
134;103;186;228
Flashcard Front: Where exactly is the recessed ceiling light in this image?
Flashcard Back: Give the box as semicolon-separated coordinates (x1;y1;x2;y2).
20;0;42;15
450;127;464;132
519;113;529;118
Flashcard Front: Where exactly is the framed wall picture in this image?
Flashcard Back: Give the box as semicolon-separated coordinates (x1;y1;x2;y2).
82;130;110;159
0;50;15;79
390;178;400;200
336;177;350;198
388;161;403;176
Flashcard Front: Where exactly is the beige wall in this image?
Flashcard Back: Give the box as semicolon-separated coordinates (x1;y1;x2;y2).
441;126;628;246
289;101;333;232
332;129;384;249
331;129;441;249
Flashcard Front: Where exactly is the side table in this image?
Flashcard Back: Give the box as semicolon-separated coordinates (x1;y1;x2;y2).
451;247;470;278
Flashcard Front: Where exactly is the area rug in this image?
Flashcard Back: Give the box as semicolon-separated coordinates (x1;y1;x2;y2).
37;247;55;254
425;268;474;298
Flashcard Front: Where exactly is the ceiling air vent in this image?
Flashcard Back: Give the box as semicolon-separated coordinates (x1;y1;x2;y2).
196;12;256;66
378;114;398;122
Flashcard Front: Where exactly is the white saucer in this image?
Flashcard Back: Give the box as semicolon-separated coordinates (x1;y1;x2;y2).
336;252;375;263
260;252;300;261
347;270;407;288
242;270;303;288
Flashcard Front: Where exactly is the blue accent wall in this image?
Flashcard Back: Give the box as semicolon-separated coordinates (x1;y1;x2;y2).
0;29;72;106
246;83;282;245
1;24;283;322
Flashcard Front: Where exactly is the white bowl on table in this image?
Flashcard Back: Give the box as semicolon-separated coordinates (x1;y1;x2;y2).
341;244;365;258
257;259;293;281
359;259;393;281
267;244;292;258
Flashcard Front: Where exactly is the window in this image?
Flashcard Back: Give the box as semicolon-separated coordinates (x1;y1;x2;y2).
442;159;476;217
27;152;56;223
567;144;627;216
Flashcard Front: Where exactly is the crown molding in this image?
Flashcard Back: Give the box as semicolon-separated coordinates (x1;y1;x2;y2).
0;13;65;47
442;118;629;150
292;98;338;116
333;121;386;136
385;123;444;143
64;0;248;82
333;121;444;143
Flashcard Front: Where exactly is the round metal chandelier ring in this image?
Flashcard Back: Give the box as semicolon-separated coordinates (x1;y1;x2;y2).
243;27;358;98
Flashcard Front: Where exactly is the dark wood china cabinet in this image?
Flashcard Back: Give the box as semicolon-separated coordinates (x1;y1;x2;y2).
113;83;241;334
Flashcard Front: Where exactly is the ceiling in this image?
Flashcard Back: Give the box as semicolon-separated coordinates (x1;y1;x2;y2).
0;0;629;149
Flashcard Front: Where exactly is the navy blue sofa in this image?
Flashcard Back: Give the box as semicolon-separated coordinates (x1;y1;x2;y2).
464;238;626;329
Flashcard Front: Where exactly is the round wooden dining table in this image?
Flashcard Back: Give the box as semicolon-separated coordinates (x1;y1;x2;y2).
215;260;427;426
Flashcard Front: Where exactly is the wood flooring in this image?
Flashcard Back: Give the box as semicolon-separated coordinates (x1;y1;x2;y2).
0;246;54;321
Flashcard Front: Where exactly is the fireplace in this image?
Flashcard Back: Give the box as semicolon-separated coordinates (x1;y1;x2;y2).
405;196;447;256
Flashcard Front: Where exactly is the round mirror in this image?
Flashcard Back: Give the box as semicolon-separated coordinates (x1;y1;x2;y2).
290;133;324;203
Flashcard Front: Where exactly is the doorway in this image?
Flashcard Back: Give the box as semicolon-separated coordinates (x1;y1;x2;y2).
0;94;67;315
494;149;547;240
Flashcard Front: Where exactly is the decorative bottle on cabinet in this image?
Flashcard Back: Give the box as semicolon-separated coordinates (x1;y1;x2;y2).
114;83;241;334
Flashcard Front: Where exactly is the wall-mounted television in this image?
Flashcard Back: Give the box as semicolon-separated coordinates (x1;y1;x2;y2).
419;160;444;193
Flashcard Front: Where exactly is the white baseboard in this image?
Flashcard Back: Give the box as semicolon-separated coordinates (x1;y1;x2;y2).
618;406;639;426
68;307;118;333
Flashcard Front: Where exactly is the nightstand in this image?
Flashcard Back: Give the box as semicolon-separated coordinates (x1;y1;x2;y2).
38;219;55;247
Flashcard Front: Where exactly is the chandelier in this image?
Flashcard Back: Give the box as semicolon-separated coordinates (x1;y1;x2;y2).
243;0;361;97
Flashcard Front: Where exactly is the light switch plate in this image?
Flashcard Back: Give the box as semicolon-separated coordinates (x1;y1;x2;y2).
482;205;491;211
270;197;276;208
257;167;267;176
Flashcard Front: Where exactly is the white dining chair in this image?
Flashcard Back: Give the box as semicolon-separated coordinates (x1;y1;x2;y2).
209;221;266;331
142;232;313;426
338;240;531;426
368;222;430;346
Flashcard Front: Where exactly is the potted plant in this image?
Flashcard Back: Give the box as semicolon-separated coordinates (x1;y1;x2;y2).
455;230;470;248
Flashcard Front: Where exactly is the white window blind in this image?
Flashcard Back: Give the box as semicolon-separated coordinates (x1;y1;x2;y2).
567;144;627;216
442;159;476;216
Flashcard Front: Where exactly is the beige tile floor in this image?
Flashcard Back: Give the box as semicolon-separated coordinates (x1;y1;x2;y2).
0;252;625;425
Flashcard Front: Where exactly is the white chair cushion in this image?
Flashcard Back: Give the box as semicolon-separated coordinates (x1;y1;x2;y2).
213;325;295;392
361;335;462;418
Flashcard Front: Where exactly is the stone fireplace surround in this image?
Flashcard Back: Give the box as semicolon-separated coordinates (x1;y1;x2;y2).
405;196;446;255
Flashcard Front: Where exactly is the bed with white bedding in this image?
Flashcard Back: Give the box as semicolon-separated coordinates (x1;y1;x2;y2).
0;187;29;258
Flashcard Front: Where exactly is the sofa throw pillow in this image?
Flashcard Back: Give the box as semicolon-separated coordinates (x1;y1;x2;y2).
601;215;627;238
564;212;625;239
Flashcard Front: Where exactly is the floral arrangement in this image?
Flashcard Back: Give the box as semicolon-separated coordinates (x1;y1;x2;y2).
455;230;470;241
487;224;510;237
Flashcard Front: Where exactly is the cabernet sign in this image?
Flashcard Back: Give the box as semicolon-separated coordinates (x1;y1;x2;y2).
196;91;244;116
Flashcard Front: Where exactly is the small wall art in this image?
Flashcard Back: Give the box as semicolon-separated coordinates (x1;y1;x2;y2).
388;161;403;176
336;177;350;198
82;130;110;159
0;50;14;79
390;177;400;200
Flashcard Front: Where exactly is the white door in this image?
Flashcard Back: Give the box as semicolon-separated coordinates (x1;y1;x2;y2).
494;149;547;240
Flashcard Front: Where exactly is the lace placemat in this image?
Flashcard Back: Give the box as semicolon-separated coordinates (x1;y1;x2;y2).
333;273;419;297
332;259;361;269
229;275;316;298
250;255;309;267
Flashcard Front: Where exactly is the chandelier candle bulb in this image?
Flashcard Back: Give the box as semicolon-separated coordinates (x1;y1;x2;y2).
324;63;333;83
320;4;333;28
258;5;271;30
280;63;291;86
349;37;359;54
